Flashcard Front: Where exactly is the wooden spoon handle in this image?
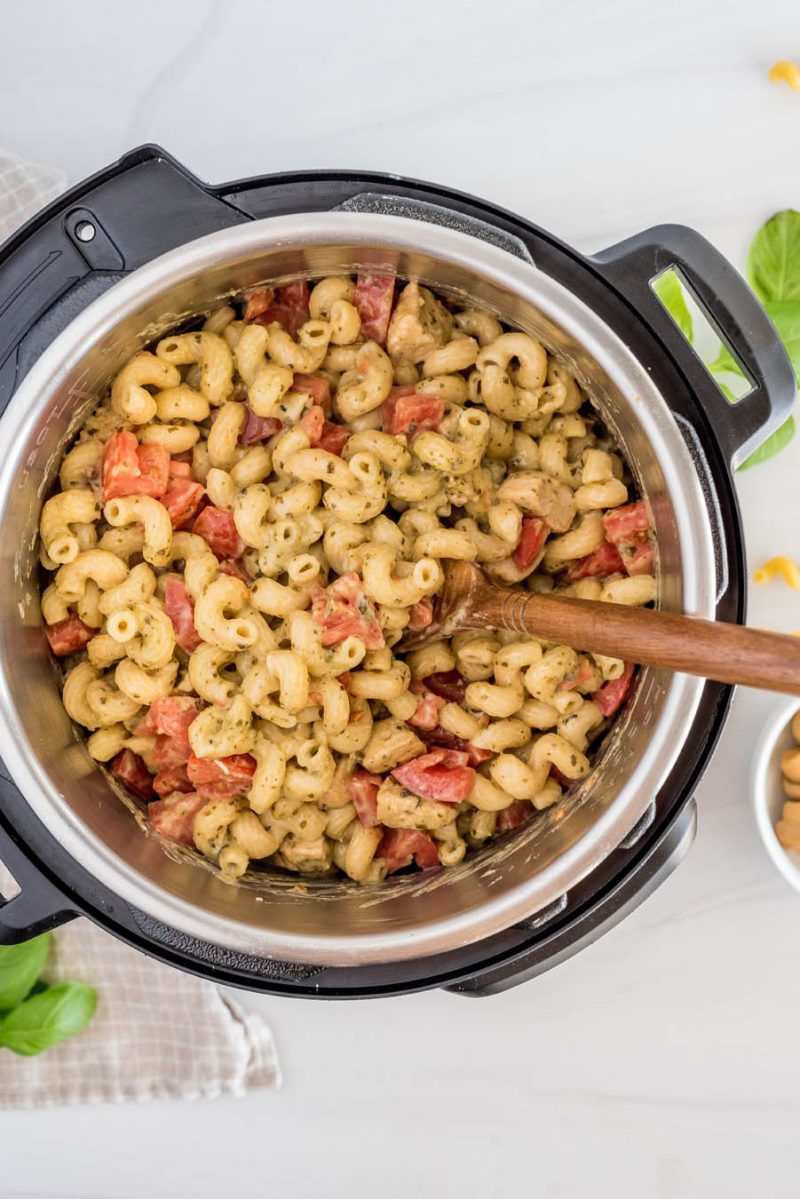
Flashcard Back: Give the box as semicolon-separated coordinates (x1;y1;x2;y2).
466;579;800;696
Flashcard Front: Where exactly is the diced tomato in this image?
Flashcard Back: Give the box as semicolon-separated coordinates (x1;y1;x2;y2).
592;662;635;717
381;391;444;438
354;273;396;345
293;373;331;413
247;283;310;336
44;614;97;657
134;707;157;735
408;681;446;731
161;478;206;529
152;764;193;798
278;281;310;315
392;749;475;804
137;445;171;492
102;432;170;502
562;540;625;583
299;404;349;455
168;459;194;480
148;791;209;846
411;725;453;750
186;754;257;800
422;670;466;704
147;696;199;755
243;289;275;322
621;540;654;577
388;384;417;400
193;506;245;559
239;406;284;446
299;405;325;443
601;501;654;581
110;749;153;802
218;558;250;582
152;736;189;772
414;725;494;766
408;598;434;631
559;657;601;693
378;827;439;873
316;421;350;455
101;430;138;497
512;517;549;574
349;770;383;827
251;304;306;337
603;501;650;546
337;671;352;690
164;577;201;653
310;572;385;650
497;800;532;831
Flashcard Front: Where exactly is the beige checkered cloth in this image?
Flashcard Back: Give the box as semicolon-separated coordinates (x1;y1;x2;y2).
0;152;281;1106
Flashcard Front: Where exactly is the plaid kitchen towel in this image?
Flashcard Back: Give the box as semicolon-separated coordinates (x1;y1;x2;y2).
0;152;281;1106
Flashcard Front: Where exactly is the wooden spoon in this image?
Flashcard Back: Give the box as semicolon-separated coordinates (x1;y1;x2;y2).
397;560;800;696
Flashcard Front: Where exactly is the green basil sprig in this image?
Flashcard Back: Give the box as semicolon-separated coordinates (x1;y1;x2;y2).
0;935;96;1055
0;982;96;1056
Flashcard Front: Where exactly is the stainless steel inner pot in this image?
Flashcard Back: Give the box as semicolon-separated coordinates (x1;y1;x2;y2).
0;213;716;965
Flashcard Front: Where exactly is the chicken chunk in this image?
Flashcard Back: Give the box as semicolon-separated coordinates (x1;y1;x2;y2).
386;283;454;364
496;471;576;533
361;718;425;774
275;834;334;874
376;777;454;831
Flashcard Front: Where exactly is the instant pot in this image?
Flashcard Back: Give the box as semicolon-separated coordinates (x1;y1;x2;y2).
0;146;792;997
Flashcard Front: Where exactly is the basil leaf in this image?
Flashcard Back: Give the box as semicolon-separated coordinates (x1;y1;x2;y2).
0;981;96;1056
712;375;739;403
707;345;740;377
764;299;800;382
653;270;694;341
739;415;796;470
748;210;800;304
0;933;51;1010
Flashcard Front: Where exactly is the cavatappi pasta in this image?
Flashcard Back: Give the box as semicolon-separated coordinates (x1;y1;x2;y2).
39;273;656;884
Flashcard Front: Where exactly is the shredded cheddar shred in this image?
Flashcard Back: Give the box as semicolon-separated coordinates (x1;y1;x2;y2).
769;61;800;91
753;556;800;588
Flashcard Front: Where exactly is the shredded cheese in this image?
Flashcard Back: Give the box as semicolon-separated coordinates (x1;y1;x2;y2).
753;556;800;588
769;60;800;91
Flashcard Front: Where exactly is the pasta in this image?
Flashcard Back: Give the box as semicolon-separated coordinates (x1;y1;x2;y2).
769;61;800;91
774;710;800;851
39;272;656;884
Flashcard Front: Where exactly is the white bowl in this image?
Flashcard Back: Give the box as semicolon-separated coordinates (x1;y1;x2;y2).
753;697;800;891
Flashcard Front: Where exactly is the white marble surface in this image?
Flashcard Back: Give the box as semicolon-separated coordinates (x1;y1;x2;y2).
3;1;800;1195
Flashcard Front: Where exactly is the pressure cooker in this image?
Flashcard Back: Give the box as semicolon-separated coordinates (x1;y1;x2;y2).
0;146;792;997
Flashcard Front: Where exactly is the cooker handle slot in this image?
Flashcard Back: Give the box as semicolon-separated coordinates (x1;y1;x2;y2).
0;817;78;945
592;225;795;469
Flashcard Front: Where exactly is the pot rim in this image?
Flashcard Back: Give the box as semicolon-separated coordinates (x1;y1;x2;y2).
0;212;716;964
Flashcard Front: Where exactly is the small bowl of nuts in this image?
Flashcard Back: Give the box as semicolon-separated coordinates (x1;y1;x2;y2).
753;698;800;889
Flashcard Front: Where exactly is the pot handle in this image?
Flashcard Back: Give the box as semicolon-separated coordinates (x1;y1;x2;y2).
0;144;249;410
0;817;78;945
592;224;796;468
